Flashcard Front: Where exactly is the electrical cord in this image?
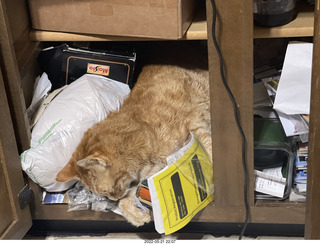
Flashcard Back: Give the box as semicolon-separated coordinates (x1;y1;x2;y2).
209;0;250;240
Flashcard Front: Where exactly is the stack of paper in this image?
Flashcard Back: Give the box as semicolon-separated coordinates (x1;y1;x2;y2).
272;42;312;201
289;142;308;202
255;43;312;142
261;72;281;104
294;143;308;192
253;66;281;118
253;42;313;201
254;167;287;199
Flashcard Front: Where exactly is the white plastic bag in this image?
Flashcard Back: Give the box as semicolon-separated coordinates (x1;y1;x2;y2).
26;72;52;122
20;74;130;192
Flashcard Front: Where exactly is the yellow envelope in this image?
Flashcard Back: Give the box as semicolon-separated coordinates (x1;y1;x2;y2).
148;133;214;235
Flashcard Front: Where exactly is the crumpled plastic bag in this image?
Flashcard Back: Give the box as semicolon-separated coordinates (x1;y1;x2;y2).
20;74;131;192
66;182;118;212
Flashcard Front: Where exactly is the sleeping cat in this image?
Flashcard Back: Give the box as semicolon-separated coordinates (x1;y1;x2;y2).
56;64;212;227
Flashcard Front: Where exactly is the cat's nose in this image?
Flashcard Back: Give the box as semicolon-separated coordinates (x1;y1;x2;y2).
107;195;118;201
107;192;120;201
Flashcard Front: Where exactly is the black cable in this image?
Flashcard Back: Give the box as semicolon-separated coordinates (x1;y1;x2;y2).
209;0;250;240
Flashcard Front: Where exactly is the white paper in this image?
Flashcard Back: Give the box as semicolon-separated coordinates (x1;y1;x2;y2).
262;167;286;180
296;183;307;193
289;190;306;202
273;42;313;115
148;172;165;234
148;133;195;234
254;168;286;198
277;111;309;137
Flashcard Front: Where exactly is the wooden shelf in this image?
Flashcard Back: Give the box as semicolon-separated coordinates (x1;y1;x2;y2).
29;14;208;42
255;199;305;208
34;200;305;224
254;2;315;39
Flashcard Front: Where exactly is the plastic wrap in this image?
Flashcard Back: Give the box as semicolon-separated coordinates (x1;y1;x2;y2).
66;182;117;212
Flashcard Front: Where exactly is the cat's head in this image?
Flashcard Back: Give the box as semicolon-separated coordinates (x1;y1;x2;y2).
56;156;138;201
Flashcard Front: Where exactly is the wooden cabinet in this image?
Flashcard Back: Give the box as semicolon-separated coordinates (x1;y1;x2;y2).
305;1;320;239
0;66;32;239
0;0;319;239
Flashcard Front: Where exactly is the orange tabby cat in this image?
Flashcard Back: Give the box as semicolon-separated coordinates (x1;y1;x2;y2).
56;64;212;227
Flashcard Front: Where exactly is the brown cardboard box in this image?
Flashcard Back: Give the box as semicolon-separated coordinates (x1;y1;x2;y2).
28;0;196;39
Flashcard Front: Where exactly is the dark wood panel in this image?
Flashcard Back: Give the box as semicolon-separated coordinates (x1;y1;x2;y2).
0;0;31;152
305;0;320;239
195;203;304;224
4;0;34;67
0;162;14;236
0;65;32;239
205;0;254;210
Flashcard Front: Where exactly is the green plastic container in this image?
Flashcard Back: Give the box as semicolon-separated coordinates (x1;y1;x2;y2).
254;118;294;200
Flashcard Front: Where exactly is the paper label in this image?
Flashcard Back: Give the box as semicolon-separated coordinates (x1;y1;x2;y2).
87;63;110;76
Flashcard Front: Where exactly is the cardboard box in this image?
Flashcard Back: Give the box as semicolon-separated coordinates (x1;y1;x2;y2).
28;0;196;39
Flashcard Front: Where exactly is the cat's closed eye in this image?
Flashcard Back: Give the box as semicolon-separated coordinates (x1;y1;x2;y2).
99;190;109;195
129;180;138;188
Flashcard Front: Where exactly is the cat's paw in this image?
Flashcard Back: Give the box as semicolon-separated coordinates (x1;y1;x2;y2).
118;197;151;227
126;208;151;227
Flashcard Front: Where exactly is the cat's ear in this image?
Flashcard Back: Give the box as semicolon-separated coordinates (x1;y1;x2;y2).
76;157;111;169
56;157;110;182
56;161;78;182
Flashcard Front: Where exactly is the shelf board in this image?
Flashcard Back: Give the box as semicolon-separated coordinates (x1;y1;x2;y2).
29;30;156;42
254;3;315;39
29;15;208;42
36;201;305;224
255;199;305;208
